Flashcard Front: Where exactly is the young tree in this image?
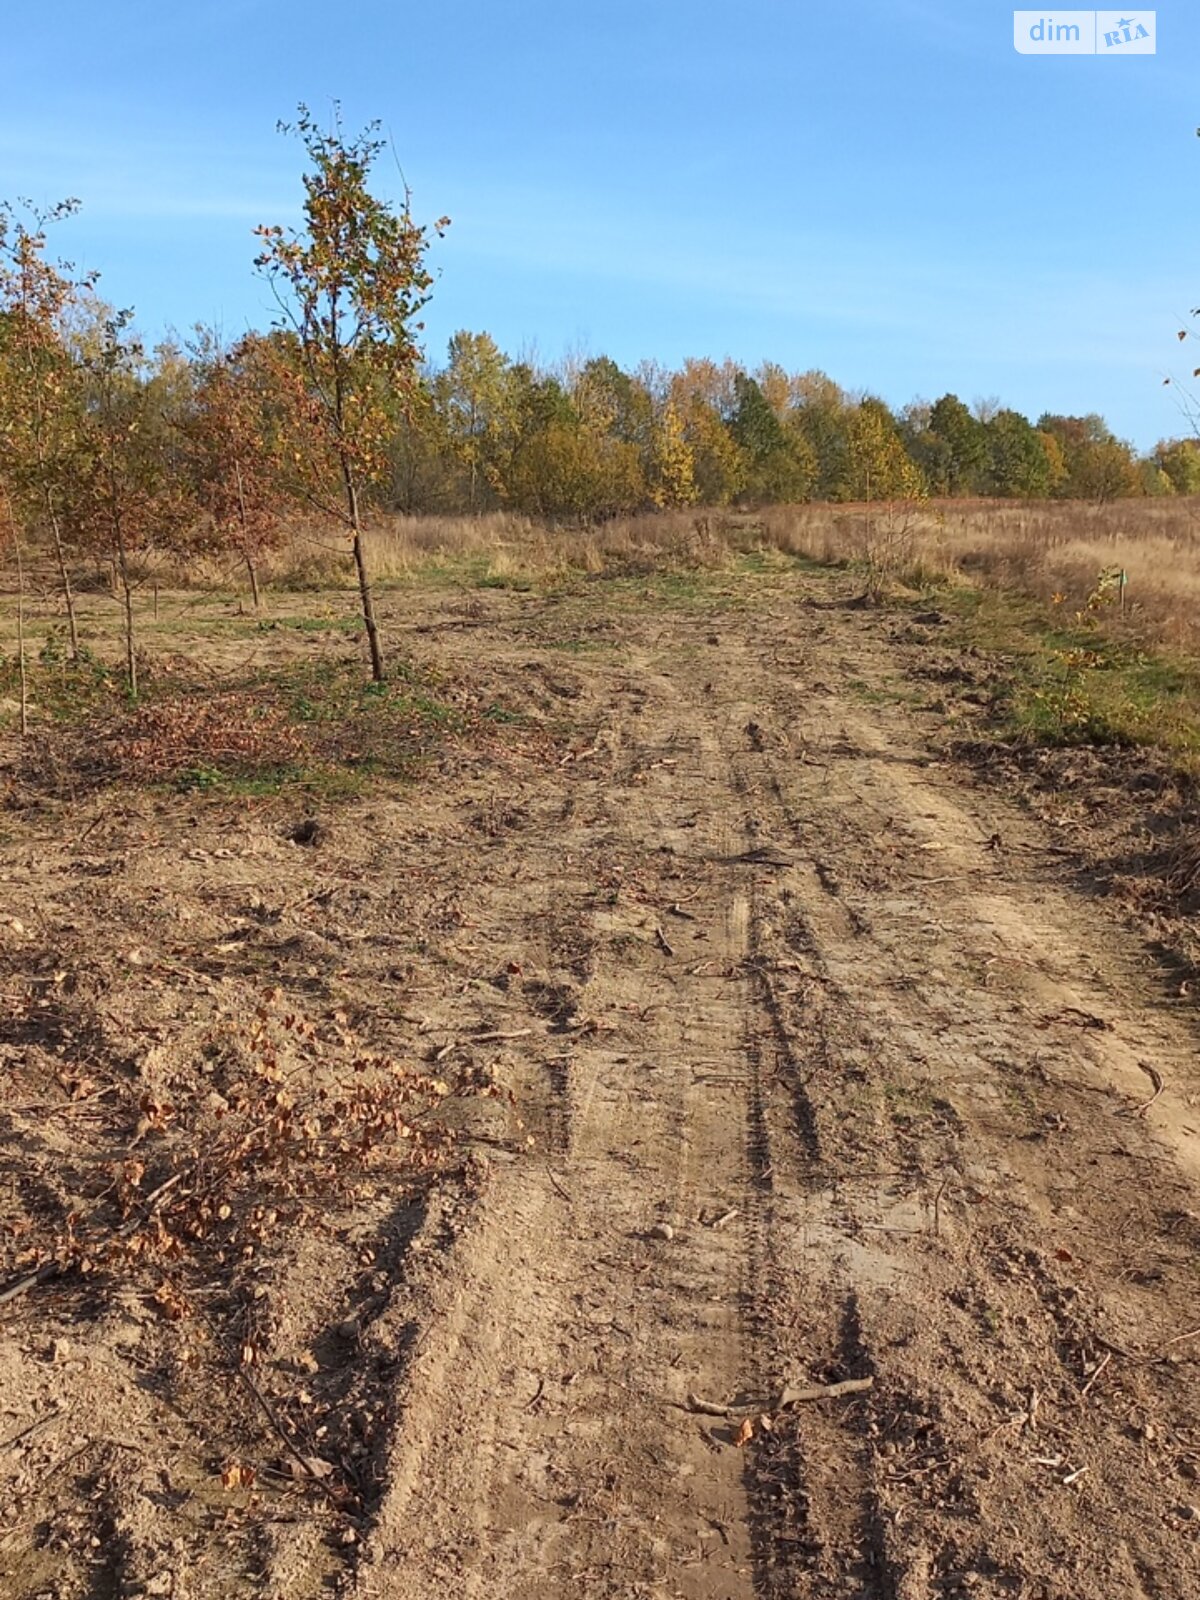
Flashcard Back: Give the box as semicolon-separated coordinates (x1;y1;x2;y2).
184;330;286;608
670;360;747;505
0;199;92;657
72;309;188;697
254;106;448;680
0;484;29;735
843;398;925;502
648;399;698;508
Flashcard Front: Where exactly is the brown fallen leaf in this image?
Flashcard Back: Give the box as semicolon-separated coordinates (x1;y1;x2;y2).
735;1417;754;1447
282;1454;334;1482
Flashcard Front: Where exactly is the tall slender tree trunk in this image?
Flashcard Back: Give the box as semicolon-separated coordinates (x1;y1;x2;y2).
5;495;29;736
15;535;28;738
234;460;261;612
45;499;80;659
24;302;81;659
35;447;79;657
113;517;137;699
343;458;384;682
245;551;261;612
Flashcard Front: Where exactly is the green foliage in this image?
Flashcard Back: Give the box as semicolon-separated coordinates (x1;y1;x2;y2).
791;376;852;501
727;374;814;503
984;409;1057;498
436;330;513;509
937;580;1200;760
927;394;988;495
505;418;644;520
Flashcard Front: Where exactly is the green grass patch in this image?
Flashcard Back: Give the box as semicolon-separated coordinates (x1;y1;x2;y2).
928;586;1200;762
256;613;360;635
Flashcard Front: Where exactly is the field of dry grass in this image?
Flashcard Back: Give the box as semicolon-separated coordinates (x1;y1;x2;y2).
758;497;1200;648
17;498;1199;656
228;497;1200;652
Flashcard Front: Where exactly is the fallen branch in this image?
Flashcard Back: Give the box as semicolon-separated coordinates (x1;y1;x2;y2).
436;1027;536;1061
1079;1352;1111;1399
0;1172;184;1310
176;1274;344;1507
546;1167;573;1204
558;744;600;767
682;1375;874;1419
1156;1324;1200;1357
685;1393;731;1418
1;1405;65;1454
0;1261;63;1310
780;1377;875;1406
1037;1007;1110;1032
235;1360;341;1505
713;846;794;868
1134;1062;1164;1117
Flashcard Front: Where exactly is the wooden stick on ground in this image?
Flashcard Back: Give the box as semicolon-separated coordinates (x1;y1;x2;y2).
780;1377;875;1406
683;1376;875;1419
1134;1062;1164;1116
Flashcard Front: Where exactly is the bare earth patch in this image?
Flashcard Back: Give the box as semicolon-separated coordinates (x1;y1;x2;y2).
2;573;1199;1599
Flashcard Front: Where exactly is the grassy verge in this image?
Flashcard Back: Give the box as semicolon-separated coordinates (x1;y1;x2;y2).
929;585;1200;765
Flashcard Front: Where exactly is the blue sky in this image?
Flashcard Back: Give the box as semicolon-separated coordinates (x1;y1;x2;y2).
2;1;1195;447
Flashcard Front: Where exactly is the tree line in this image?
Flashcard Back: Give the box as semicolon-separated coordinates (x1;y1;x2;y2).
1;108;1196;693
401;351;1198;515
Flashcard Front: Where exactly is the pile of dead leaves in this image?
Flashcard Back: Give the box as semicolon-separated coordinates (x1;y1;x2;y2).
106;694;311;783
9;990;460;1312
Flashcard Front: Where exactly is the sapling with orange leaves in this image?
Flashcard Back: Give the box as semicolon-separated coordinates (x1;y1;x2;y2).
0;199;93;658
254;105;448;680
184;329;287;609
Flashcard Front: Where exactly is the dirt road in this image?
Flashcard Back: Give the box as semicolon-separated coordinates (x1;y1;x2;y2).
4;574;1199;1599
353;585;1200;1599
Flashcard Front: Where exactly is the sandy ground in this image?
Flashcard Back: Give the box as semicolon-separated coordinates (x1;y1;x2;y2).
2;571;1199;1599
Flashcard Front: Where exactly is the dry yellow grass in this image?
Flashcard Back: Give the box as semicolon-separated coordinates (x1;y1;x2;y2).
353;498;1200;649
254;508;750;587
9;497;1200;653
759;498;1200;648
